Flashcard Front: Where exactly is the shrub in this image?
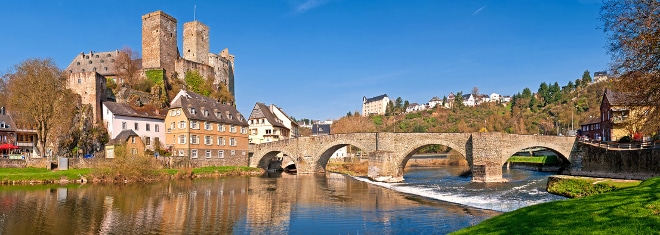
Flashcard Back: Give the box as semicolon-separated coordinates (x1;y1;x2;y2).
619;136;632;143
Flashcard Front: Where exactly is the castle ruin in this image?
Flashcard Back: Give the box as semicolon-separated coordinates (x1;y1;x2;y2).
65;10;236;123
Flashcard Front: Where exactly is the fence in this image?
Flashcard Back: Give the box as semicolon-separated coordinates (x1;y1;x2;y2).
579;139;660;150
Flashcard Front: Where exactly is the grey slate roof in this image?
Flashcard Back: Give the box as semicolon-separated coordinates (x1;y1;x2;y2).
108;129;139;145
0;114;16;131
364;94;388;103
65;50;123;76
103;102;165;120
249;103;286;128
170;90;248;126
312;124;331;135
604;89;638;106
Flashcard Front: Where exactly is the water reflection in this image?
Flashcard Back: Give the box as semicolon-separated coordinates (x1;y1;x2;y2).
0;172;500;234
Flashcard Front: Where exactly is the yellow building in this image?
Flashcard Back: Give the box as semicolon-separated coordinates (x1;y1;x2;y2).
600;89;653;141
165;90;249;166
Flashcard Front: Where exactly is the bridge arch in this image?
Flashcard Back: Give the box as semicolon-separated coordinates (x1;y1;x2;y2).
398;139;469;171
316;140;372;172
254;147;296;171
501;140;573;167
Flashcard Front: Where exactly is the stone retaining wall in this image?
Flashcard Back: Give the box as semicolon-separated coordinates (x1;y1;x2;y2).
570;142;660;180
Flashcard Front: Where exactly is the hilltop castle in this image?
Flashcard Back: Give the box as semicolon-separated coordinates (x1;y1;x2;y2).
65;10;236;122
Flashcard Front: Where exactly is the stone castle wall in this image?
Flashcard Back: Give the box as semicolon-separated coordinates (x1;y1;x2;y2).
142;10;178;78
183;21;209;65
66;72;106;122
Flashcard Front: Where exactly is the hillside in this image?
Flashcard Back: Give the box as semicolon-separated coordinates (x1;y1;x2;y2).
332;80;611;135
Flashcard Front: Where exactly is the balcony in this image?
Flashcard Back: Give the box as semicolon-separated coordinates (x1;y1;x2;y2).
611;116;628;124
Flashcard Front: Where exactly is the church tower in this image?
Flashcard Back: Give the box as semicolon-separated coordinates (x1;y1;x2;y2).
183;21;210;65
141;10;178;76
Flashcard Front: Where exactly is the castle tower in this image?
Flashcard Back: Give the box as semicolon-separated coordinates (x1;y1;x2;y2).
183;21;210;65
142;10;178;76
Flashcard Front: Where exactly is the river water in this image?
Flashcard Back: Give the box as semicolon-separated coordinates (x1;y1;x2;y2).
0;166;564;234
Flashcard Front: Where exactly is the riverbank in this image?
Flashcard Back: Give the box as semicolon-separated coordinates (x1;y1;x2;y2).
0;166;264;185
451;177;660;234
546;175;640;198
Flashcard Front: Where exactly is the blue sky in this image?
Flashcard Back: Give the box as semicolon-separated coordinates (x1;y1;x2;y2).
0;0;609;121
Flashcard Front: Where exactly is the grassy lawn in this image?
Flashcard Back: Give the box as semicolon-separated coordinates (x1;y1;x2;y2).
451;177;660;234
547;176;641;198
0;166;262;183
0;168;91;181
507;155;560;164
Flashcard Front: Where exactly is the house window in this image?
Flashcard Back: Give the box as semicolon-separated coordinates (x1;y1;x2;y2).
179;121;186;129
146;124;150;131
190;121;199;129
203;110;209;117
230;150;235;155
191;149;198;158
230;125;236;133
131;136;136;143
179;135;186;144
122;122;127;130
205;150;212;158
218;124;225;132
218;137;225;146
178;150;184;156
154;137;159;146
190;108;196;114
218;150;224;158
155;125;159;132
134;123;139;131
251;129;257;135
204;136;212;145
230;138;237;146
204;122;212;130
145;137;151;145
77;78;81;84
191;135;199;144
131;148;137;155
228;114;233;120
266;129;272;135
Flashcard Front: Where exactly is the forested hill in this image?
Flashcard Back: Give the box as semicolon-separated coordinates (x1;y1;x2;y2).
331;80;612;135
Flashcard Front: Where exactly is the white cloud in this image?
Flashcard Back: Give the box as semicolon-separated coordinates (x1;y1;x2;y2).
472;6;486;16
293;0;332;13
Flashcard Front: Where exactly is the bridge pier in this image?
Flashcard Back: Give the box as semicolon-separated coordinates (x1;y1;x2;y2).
367;151;404;182
471;164;506;182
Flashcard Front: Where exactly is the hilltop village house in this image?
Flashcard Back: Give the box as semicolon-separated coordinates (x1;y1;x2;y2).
580;89;653;141
165;90;249;166
65;10;236;124
248;103;299;144
362;94;390;116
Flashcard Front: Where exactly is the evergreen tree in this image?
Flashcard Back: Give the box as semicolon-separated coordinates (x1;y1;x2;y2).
581;70;592;86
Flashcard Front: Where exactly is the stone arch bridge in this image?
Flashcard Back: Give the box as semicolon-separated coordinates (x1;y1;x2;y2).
249;132;577;182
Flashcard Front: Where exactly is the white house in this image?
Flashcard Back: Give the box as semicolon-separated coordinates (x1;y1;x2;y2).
362;94;390;116
248;103;299;144
102;102;166;151
489;93;501;103
462;94;477;107
428;96;443;108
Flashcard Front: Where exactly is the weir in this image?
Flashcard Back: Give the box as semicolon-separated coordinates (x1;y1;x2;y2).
249;132;576;182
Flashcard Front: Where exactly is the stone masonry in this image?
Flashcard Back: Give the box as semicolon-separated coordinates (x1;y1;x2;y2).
249;132;577;182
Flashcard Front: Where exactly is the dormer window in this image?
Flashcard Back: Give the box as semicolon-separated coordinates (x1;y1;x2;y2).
203;110;208;117
190;108;196;114
228;114;233;120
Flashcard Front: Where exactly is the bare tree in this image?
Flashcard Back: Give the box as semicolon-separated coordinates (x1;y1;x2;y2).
602;0;660;132
5;58;67;157
114;47;141;87
472;86;480;97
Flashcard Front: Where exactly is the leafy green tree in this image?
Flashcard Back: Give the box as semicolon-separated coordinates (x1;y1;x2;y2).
454;91;464;109
522;87;533;99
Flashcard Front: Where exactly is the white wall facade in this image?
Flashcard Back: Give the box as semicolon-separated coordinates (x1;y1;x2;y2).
102;104;165;150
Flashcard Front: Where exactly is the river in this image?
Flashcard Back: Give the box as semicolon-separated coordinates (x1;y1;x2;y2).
0;166;564;234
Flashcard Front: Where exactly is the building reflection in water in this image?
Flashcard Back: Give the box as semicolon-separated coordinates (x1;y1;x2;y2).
0;172;499;234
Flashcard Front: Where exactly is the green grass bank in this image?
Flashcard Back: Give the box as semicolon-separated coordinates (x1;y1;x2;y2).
451;177;660;234
547;175;641;198
0;166;263;184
